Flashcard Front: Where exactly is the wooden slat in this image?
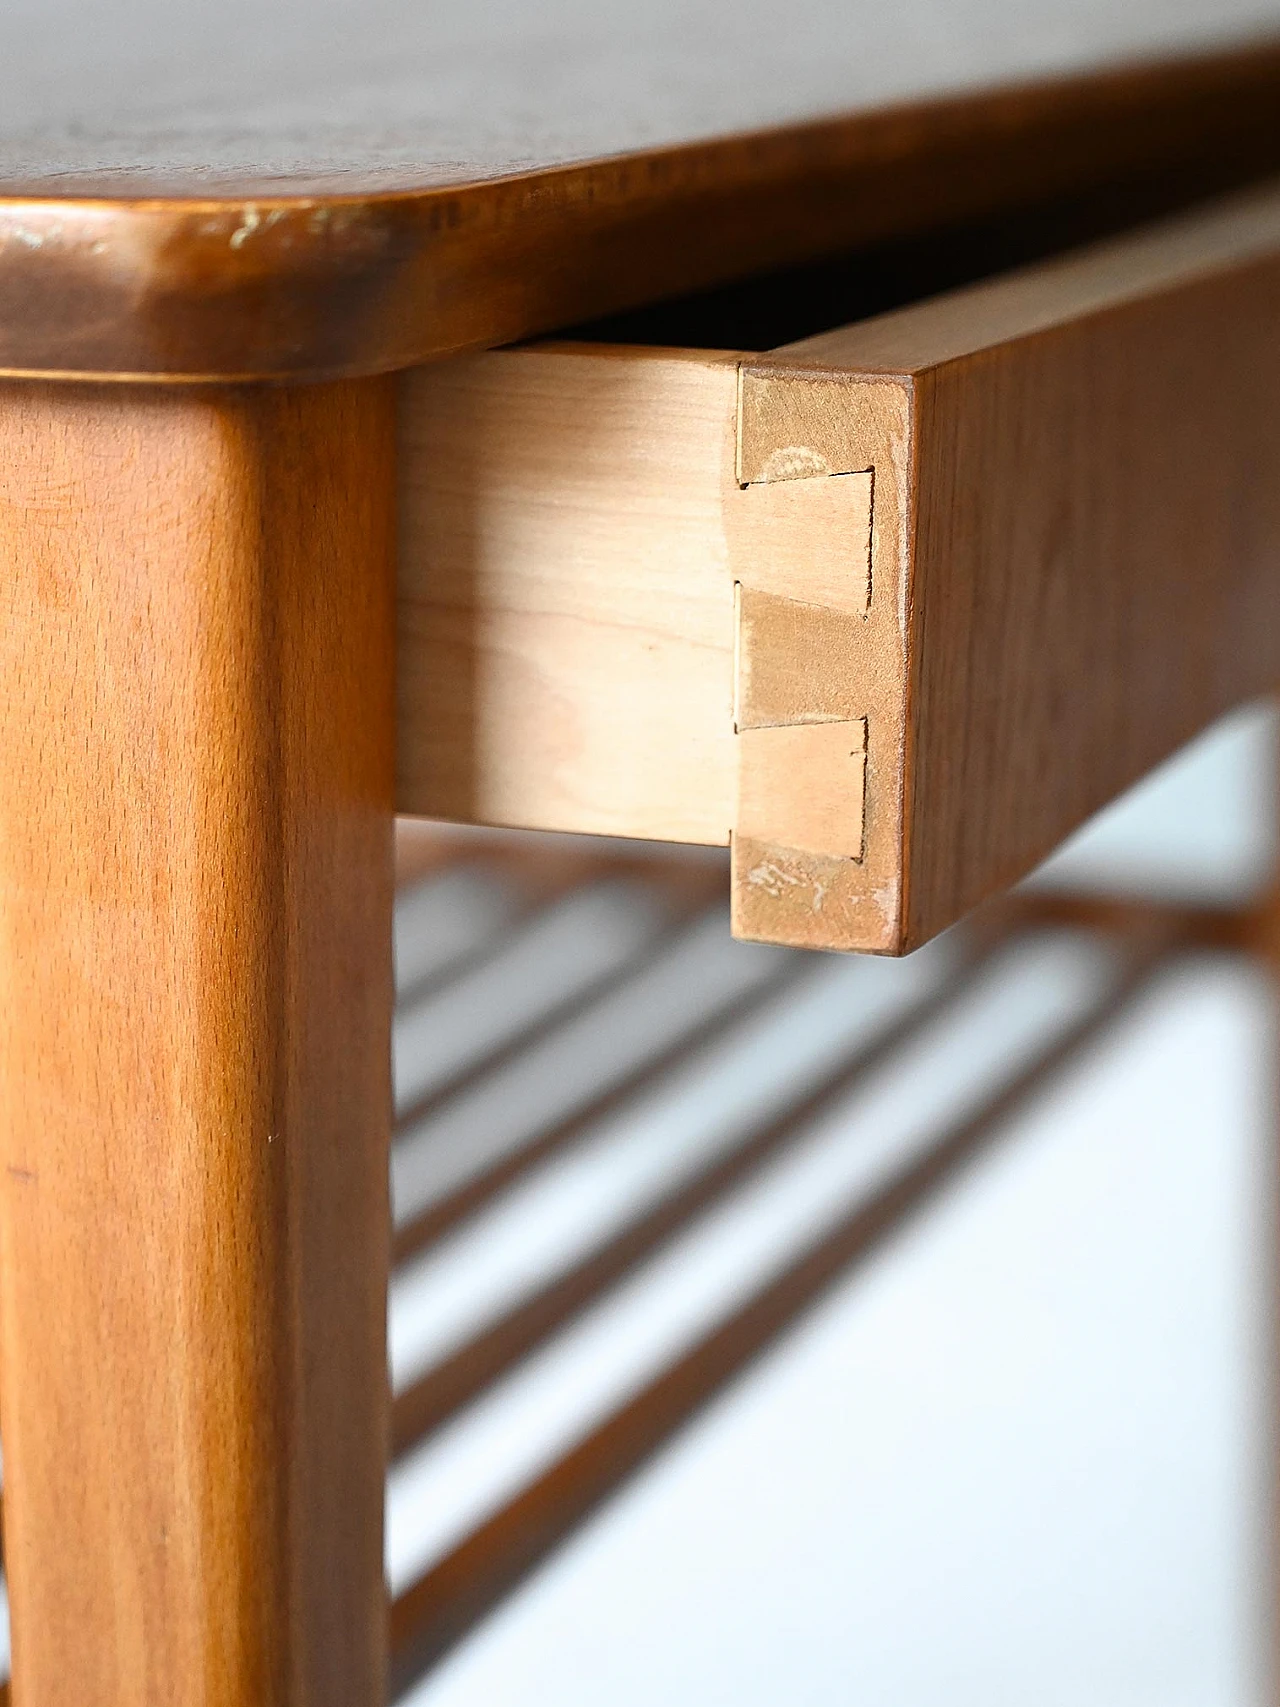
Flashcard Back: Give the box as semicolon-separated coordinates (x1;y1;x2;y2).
391;936;806;1267
389;941;991;1457
394;886;715;1130
996;890;1261;951
394;817;727;905
387;931;1172;1695
399;180;1280;953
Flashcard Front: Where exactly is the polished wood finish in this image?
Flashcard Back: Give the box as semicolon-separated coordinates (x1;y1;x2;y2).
399;181;1280;952
3;28;1280;377
4;8;1280;1697
0;379;396;1703
742;178;1280;949
12;0;1280;194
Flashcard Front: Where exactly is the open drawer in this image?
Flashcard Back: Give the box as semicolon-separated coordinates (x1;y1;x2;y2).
395;181;1280;954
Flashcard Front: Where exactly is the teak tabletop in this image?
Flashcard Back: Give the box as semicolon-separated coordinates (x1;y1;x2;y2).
2;3;1280;1703
0;0;1279;376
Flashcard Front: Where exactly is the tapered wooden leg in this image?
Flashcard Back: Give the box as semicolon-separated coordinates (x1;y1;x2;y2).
0;379;396;1704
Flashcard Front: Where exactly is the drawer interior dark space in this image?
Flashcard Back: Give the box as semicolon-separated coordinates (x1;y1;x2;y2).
560;160;1280;351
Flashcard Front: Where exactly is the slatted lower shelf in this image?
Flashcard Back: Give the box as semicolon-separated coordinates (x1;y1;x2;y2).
385;821;1274;1703
0;808;1268;1703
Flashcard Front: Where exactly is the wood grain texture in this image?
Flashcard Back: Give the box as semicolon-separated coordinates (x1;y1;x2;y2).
399;179;1280;952
741;177;1280;949
397;347;742;844
0;379;396;1703
736;720;868;856
9;0;1280;193
396;352;888;849
3;23;1280;377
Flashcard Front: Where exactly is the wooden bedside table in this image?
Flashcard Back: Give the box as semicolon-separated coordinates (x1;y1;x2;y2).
3;4;1280;1702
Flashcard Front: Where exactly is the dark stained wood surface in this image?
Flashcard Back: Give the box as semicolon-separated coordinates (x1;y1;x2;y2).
2;0;1277;196
1;3;1280;376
